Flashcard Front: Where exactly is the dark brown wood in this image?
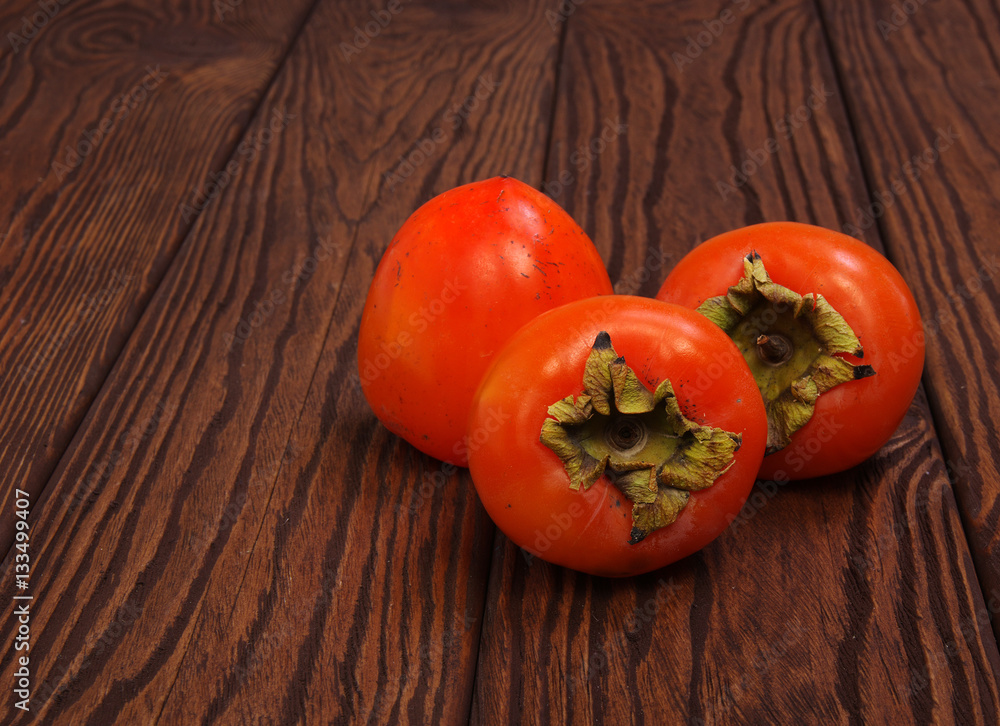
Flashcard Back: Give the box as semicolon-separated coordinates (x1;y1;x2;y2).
2;0;999;723
0;0;315;556
815;0;1000;643
0;0;559;722
470;0;1000;723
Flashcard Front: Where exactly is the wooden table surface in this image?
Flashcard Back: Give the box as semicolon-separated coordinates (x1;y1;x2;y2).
2;0;1000;723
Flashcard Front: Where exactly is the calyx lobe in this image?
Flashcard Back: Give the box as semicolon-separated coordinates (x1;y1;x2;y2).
696;252;875;454
540;333;741;544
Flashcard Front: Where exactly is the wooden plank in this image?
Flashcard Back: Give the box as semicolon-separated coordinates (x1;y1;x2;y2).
0;0;560;722
815;0;1000;643
471;0;1000;723
0;0;314;555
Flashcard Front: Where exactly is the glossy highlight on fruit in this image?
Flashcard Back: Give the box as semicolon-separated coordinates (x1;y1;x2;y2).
657;222;924;480
468;296;767;577
358;176;614;465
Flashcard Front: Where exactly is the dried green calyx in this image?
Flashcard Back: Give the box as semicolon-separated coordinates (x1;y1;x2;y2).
540;332;742;544
696;252;875;455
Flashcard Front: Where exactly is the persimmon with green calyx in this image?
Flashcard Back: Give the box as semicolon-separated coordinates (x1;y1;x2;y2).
467;296;767;577
657;222;924;481
357;176;613;466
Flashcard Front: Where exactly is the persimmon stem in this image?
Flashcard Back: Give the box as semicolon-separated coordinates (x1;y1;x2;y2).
696;253;876;455
756;334;792;366
539;333;741;544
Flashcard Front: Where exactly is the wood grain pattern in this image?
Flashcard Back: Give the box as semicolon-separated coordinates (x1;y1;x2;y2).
2;0;999;723
470;0;1000;723
815;0;1000;643
0;0;561;722
0;0;314;556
